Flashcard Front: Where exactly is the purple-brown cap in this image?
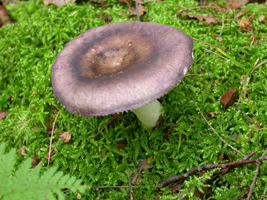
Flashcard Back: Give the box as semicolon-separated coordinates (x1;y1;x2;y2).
51;21;193;117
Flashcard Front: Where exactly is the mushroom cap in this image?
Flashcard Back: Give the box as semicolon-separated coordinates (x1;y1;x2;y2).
51;21;193;117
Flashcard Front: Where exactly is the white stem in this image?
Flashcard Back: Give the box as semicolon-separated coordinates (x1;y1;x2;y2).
132;100;164;129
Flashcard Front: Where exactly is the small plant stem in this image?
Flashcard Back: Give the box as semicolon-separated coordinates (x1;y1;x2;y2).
202;47;236;64
135;0;140;21
192;98;246;157
47;110;61;170
195;51;208;63
246;155;263;200
129;171;135;200
238;70;250;104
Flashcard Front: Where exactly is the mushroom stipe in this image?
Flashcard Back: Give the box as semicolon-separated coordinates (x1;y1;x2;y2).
51;21;193;128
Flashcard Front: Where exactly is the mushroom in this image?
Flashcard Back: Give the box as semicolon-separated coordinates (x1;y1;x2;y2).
51;21;193;128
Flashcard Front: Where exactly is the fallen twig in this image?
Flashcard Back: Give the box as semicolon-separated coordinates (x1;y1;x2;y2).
47;110;61;170
155;151;266;191
250;60;267;76
129;171;135;200
192;98;246;157
97;186;136;189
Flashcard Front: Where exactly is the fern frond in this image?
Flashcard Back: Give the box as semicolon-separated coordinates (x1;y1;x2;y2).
0;143;6;158
0;143;85;200
0;148;16;194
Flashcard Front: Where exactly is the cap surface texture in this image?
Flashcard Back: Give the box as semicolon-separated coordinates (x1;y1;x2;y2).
51;21;193;116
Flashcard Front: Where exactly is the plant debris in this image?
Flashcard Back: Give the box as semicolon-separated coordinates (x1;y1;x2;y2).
31;154;41;168
239;13;255;32
0;110;9;120
17;146;26;156
0;5;14;27
43;0;76;7
155;150;264;191
58;131;72;143
179;13;217;24
128;4;146;18
132;156;154;184
220;89;238;109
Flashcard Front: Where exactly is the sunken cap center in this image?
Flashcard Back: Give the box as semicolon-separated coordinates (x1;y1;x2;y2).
79;35;151;78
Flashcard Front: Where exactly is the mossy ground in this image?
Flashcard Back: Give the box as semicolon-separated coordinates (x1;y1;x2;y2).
0;0;267;199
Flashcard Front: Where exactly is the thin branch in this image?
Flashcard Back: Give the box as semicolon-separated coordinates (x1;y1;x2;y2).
243;151;258;161
195;51;208;63
202;47;235;64
191;98;246;157
47;110;61;170
97;186;136;189
246;154;264;200
155;152;266;191
250;60;267;76
129;171;135;200
192;37;243;69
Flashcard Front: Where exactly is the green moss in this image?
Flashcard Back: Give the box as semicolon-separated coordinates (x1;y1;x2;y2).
0;0;267;199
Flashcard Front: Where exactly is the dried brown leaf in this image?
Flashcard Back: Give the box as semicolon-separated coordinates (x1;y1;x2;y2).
258;14;265;23
0;5;14;27
239;13;255;32
116;141;126;149
132;156;154;184
138;156;154;172
128;4;146;17
17;146;26;156
43;0;76;7
216;36;223;42
31;154;41;168
180;13;217;24
226;0;249;9
203;112;218;118
0;110;9;120
100;13;112;24
77;193;82;200
119;0;144;4
220;89;238;109
58;131;71;143
239;18;252;32
120;12;128;17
